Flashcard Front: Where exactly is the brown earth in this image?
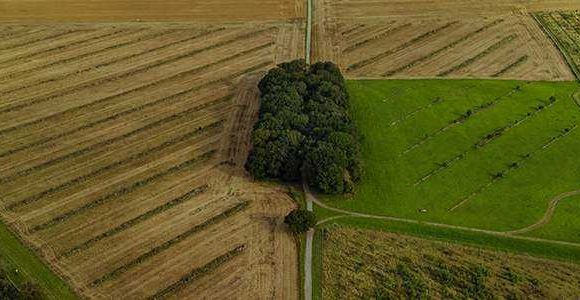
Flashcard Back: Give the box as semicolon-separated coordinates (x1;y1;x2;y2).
312;0;575;80
0;23;303;299
0;0;305;23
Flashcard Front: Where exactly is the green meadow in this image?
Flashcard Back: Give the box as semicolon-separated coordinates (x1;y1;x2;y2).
321;79;580;241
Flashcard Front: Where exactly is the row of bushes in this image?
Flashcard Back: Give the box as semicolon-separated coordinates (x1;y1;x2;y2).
246;60;362;194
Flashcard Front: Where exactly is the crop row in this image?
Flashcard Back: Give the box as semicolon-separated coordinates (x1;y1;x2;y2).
0;27;273;114
438;34;518;76
0;29;128;67
383;19;505;76
492;55;529;77
90;200;250;287
400;84;525;156
0;29;88;52
148;244;246;300
0;93;231;184
449;124;577;211
0;29;162;83
30;149;217;233
60;184;210;258
0;28;47;42
347;22;458;71
0;39;270;139
341;24;366;37
415;96;557;185
7;119;225;211
92;28;227;70
389;97;443;127
343;23;411;53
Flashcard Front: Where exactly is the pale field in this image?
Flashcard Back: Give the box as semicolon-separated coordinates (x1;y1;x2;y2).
0;23;303;299
0;0;305;23
313;0;576;80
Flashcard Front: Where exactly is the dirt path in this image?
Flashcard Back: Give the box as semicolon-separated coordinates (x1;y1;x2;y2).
505;190;580;235
303;183;314;300
308;191;580;247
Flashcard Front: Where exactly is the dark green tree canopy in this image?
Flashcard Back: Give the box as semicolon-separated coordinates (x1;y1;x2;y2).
246;60;362;194
284;209;317;234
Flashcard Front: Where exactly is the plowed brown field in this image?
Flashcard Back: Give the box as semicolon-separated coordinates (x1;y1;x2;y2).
0;23;303;299
313;0;576;80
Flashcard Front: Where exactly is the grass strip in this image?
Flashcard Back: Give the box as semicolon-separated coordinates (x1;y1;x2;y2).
438;34;518;76
147;244;246;299
31;150;216;233
91;200;250;287
322;217;580;264
60;185;209;258
0;221;77;299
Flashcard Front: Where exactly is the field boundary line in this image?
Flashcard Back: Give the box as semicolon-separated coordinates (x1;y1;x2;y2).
309;193;580;248
532;12;580;81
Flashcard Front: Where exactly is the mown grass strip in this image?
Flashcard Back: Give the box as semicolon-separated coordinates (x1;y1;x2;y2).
401;85;525;156
0;221;77;300
0;94;230;184
347;22;457;71
438;34;518;76
383;19;505;76
147;244;246;300
415;97;558;185
0;41;270;139
0;29;88;51
343;23;411;53
0;29;128;66
90;201;250;287
449;124;577;211
60;185;210;258
492;55;529;77
30;150;217;233
7;120;224;211
0;27;272;114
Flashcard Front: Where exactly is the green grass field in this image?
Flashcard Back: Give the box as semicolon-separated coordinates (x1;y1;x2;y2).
321;79;580;241
0;222;76;299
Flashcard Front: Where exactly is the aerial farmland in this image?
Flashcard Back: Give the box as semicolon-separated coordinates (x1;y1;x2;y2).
0;0;579;299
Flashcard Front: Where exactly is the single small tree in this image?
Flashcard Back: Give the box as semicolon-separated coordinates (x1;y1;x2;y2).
284;209;317;234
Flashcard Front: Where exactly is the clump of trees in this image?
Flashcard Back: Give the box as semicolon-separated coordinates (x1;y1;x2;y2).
246;60;362;194
284;209;317;234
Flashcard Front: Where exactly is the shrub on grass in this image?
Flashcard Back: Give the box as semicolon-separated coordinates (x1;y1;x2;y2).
284;209;317;234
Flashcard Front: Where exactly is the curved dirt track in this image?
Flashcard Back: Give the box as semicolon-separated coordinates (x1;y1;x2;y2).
505;190;580;235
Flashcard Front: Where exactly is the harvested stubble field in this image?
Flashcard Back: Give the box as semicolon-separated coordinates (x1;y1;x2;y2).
0;22;303;299
0;0;304;23
312;0;576;80
321;227;580;299
535;10;580;79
